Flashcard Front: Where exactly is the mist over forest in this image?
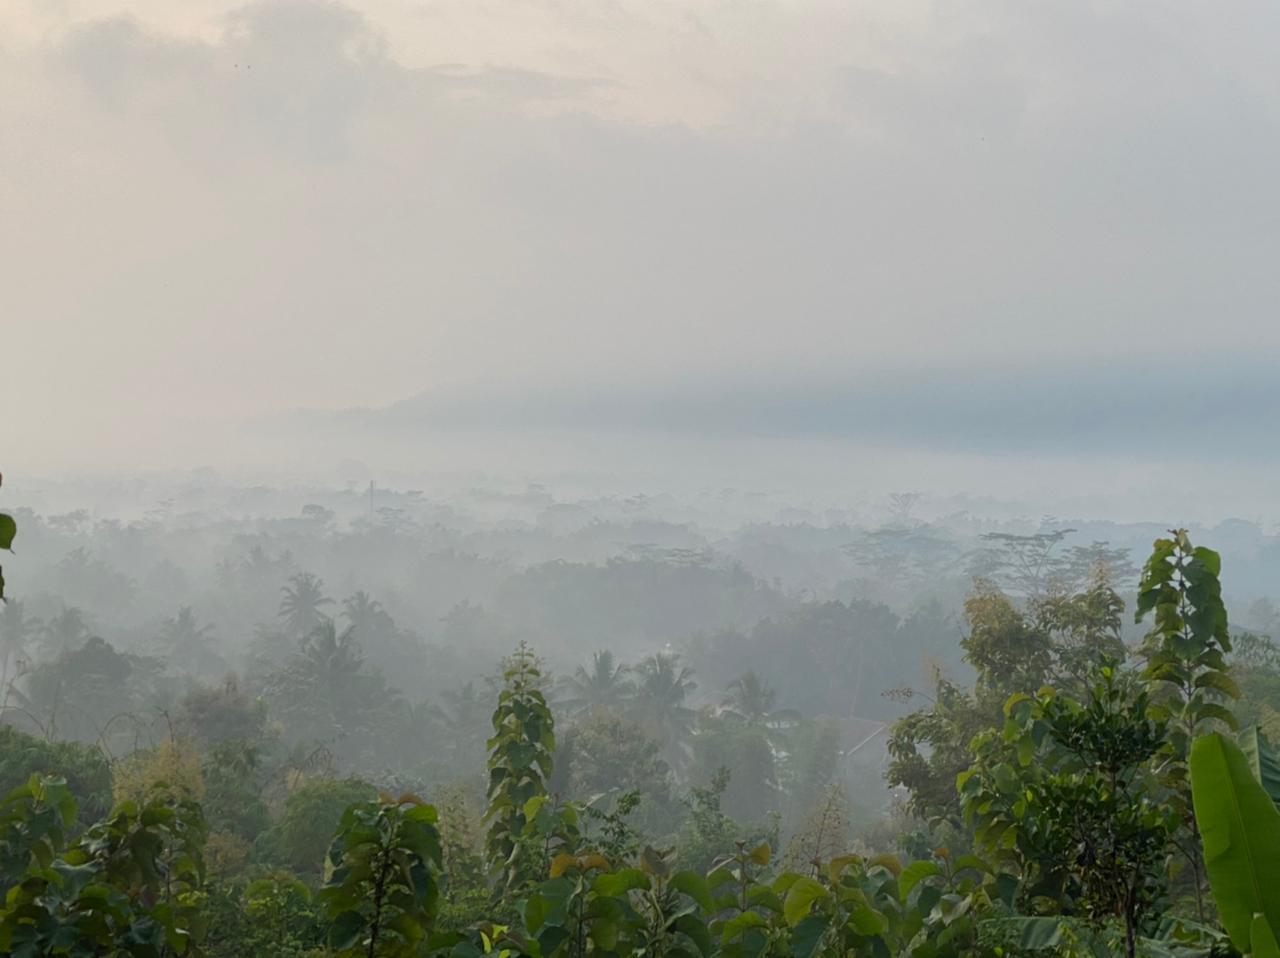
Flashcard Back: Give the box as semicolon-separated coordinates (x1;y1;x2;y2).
7;464;1280;954
7;0;1280;954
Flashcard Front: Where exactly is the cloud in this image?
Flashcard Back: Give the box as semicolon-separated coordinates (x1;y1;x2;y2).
3;0;1280;477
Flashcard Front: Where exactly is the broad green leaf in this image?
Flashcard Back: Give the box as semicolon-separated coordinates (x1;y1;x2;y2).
589;916;620;951
718;910;767;941
790;915;829;958
675;912;714;956
993;916;1070;950
772;872;801;895
782;876;828;926
0;514;15;551
536;924;569;955
897;859;941;900
826;854;860;884
524;892;549;933
1251;914;1280;958
548;852;577;878
867;852;901;875
1190;733;1280;953
1002;692;1031;717
1016;735;1034;767
592;868;649;897
848;904;887;936
1196;670;1241;698
746;885;784;913
670;871;715;913
640;845;670;878
1192;545;1222;576
328;910;365;951
1198;702;1240;730
951;854;989;875
1239;727;1280;808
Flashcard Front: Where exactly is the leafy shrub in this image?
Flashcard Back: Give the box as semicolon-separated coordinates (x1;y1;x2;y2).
256;777;376;876
0;724;112;824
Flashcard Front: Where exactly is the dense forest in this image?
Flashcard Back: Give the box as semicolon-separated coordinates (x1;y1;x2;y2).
3;479;1280;956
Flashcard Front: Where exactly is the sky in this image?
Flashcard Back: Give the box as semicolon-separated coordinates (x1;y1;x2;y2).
3;0;1279;507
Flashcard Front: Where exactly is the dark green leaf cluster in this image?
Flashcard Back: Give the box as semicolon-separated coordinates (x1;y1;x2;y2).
1137;531;1238;755
0;774;206;957
960;666;1179;956
319;793;442;957
0;725;114;825
1136;530;1238;922
888;580;1129;826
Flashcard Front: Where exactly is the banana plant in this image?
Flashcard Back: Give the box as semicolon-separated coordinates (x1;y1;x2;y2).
1238;726;1280;807
1189;732;1280;957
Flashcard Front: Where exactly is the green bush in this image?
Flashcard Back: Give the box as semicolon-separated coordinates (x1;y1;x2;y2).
255;777;376;876
0;724;112;824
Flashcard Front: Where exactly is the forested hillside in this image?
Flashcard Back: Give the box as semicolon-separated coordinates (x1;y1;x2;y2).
4;481;1280;955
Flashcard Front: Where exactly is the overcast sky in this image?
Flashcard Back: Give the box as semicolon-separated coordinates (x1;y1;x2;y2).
3;0;1279;485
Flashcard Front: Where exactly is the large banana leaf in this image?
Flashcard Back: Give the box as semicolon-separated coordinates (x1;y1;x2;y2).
980;916;1105;955
1251;916;1280;958
1239;726;1280;807
1189;732;1280;953
980;916;1220;957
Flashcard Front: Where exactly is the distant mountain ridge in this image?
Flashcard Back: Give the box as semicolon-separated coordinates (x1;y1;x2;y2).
286;355;1280;457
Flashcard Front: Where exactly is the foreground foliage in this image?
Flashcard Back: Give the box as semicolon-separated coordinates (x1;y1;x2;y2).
1;529;1277;956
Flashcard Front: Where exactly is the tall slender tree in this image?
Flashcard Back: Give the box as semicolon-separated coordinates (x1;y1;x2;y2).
630;652;697;773
1136;529;1237;919
279;572;334;638
158;605;225;677
721;670;799;747
484;644;555;890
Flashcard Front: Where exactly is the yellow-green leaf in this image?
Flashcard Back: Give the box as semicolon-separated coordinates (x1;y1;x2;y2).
783;876;829;926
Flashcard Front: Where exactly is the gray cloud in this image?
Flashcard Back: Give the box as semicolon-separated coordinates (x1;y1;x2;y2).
3;0;1279;480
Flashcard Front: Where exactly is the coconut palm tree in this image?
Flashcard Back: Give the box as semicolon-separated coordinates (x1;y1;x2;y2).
421;680;490;772
721;670;800;749
342;590;384;632
437;681;488;735
341;590;400;652
265;620;394;766
558;650;633;717
158;606;224;676
279;572;333;638
629;652;697;772
294;620;365;698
